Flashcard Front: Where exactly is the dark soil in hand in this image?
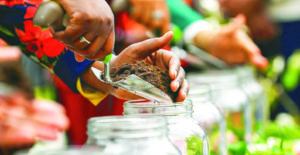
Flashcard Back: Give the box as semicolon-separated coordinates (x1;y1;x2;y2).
103;61;178;102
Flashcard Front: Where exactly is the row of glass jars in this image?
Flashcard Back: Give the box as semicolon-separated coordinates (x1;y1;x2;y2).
18;66;266;155
186;66;267;154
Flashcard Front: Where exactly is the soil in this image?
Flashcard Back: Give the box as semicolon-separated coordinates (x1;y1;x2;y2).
103;61;178;102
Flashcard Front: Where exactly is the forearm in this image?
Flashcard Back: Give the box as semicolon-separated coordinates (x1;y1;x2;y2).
193;29;217;51
80;62;113;95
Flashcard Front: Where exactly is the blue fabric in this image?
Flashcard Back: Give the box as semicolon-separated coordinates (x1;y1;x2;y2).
53;50;94;93
279;21;300;104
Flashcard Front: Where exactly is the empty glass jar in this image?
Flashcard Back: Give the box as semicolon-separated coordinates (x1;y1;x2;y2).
85;116;180;155
187;85;227;155
123;100;209;155
16;148;105;155
187;71;252;144
235;66;267;130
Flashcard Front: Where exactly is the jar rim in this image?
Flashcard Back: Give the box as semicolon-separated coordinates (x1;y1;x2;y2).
123;100;193;116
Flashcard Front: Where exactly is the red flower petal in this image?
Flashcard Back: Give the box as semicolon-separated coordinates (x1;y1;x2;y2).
24;6;37;19
42;38;65;57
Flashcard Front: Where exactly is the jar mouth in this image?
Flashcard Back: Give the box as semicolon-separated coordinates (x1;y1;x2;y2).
87;116;167;139
123;100;193;116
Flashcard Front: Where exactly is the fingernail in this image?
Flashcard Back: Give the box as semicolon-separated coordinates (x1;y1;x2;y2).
173;82;179;92
173;70;178;79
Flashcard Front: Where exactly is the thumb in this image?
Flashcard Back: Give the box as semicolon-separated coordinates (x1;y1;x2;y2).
225;14;246;34
125;31;173;59
74;54;85;62
250;55;269;70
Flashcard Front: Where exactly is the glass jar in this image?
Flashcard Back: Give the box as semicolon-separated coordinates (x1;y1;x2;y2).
85;116;180;155
16;148;104;155
187;85;227;155
235;66;267;130
123;100;209;155
187;71;252;145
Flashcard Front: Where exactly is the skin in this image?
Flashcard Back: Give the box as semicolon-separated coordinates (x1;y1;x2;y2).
81;32;188;102
0;47;69;148
129;0;171;34
0;94;69;148
0;47;21;62
52;0;115;62
219;0;276;40
194;15;268;70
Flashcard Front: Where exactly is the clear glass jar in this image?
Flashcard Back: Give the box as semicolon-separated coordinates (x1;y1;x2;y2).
235;66;268;130
16;148;105;155
187;71;252;144
187;85;227;155
85;116;180;155
123;100;209;155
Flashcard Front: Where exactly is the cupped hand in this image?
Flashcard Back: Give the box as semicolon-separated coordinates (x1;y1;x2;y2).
129;0;170;34
111;31;188;102
52;0;115;61
0;93;69;148
194;15;268;70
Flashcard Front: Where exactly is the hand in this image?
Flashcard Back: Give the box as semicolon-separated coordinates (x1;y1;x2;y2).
219;0;276;40
129;0;170;34
52;0;115;61
111;31;188;102
0;93;69;148
219;0;261;17
0;47;21;62
194;15;268;70
81;32;188;102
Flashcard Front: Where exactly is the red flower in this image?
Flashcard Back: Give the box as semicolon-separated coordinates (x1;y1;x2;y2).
15;6;65;59
0;0;25;7
0;0;42;7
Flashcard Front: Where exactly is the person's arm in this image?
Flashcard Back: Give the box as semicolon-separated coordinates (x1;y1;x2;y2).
0;3;107;105
167;0;268;69
0;3;188;102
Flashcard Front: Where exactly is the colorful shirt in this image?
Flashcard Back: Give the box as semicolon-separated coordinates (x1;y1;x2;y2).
0;0;107;105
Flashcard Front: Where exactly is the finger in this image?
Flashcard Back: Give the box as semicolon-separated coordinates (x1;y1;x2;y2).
53;24;86;43
123;31;173;59
250;55;269;70
170;68;185;92
0;124;36;147
75;54;85;62
101;31;115;54
225;14;246;35
70;32;97;50
32;122;58;140
75;29;113;60
167;52;181;79
0;47;22;62
237;30;269;69
88;31;114;60
32;100;69;130
176;79;189;102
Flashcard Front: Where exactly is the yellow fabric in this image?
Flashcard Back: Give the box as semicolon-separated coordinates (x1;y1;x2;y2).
76;78;108;106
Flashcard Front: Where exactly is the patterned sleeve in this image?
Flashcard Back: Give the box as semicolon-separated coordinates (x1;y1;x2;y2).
0;0;94;93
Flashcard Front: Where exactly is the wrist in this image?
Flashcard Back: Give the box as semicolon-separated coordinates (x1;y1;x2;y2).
80;62;113;94
183;20;213;45
194;29;217;52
